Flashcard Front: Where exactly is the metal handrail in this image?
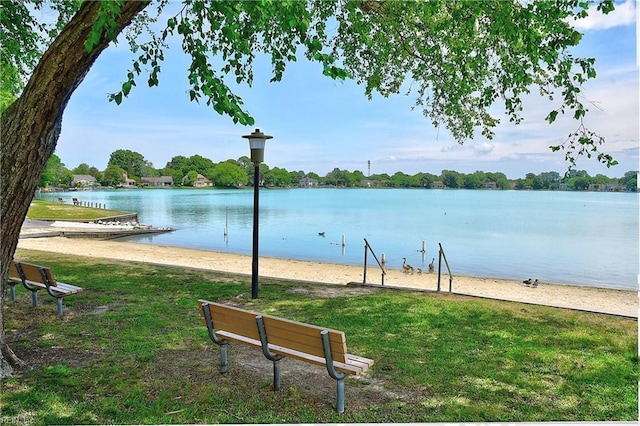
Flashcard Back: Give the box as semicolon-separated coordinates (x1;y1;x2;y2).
363;238;386;285
437;242;453;292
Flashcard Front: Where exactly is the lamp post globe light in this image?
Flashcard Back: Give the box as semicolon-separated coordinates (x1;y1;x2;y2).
242;128;273;299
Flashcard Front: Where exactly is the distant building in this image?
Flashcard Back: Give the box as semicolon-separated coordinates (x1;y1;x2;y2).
432;181;445;189
483;181;498;190
299;176;319;187
124;178;137;188
141;176;174;187
589;183;622;192
118;172;137;188
193;174;213;187
72;174;97;188
360;179;374;188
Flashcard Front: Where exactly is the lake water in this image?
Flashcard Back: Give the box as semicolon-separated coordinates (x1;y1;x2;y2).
36;188;639;291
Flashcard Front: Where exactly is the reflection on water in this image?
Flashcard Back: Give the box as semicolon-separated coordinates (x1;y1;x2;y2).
36;188;639;290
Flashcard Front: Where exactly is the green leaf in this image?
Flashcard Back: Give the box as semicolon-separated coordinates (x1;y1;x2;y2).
122;81;132;96
84;32;100;53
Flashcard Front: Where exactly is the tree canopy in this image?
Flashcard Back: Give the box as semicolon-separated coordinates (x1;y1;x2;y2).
0;0;622;375
3;1;618;165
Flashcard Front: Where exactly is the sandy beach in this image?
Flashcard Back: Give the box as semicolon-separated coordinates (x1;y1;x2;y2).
16;226;638;318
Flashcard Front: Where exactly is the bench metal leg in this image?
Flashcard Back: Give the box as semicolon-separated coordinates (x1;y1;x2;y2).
200;303;231;374
220;343;229;374
336;378;345;414
273;359;282;390
10;285;16;302
31;291;38;307
321;330;348;413
256;315;285;391
56;298;63;316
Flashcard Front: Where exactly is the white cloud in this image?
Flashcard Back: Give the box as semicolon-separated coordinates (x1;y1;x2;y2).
571;0;636;31
473;142;495;155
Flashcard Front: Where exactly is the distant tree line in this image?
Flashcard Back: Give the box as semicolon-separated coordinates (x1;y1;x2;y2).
40;149;638;192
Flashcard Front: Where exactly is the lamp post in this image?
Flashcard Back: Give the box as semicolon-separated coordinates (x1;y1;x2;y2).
242;128;273;299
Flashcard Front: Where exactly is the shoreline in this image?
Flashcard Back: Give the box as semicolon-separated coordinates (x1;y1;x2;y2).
16;235;639;318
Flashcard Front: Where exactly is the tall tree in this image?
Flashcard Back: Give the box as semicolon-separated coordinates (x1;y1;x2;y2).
108;149;147;178
0;0;619;375
72;163;93;176
180;154;216;177
101;164;127;187
1;0;150;375
39;154;71;188
210;161;248;188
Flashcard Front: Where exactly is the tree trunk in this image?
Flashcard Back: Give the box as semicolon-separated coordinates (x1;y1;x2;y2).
0;0;149;378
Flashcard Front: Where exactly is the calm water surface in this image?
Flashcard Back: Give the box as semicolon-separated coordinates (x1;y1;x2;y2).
37;188;639;290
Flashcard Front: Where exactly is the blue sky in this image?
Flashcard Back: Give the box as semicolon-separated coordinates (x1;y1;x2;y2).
54;0;638;179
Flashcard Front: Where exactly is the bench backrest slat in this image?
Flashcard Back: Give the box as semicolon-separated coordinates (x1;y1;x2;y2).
261;316;347;363
9;261;19;279
15;262;58;287
209;303;261;340
200;301;348;363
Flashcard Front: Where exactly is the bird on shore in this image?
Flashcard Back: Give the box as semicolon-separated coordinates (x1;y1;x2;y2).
523;278;533;286
531;279;539;288
402;257;414;274
428;258;435;273
416;268;423;275
318;232;325;237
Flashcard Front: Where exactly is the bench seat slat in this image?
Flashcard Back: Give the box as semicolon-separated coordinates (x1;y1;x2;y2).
345;354;375;370
215;330;262;347
48;282;83;296
346;354;375;368
268;344;368;375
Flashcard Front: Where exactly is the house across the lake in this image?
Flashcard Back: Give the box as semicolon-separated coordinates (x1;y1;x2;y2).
71;174;97;189
141;176;174;187
299;176;319;187
484;181;498;190
193;174;213;187
119;172;137;188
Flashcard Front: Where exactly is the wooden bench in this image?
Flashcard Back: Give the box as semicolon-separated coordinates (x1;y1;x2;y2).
198;300;374;413
9;261;83;316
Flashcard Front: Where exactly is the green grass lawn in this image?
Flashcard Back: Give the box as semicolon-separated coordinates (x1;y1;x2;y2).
27;199;129;220
2;249;638;424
